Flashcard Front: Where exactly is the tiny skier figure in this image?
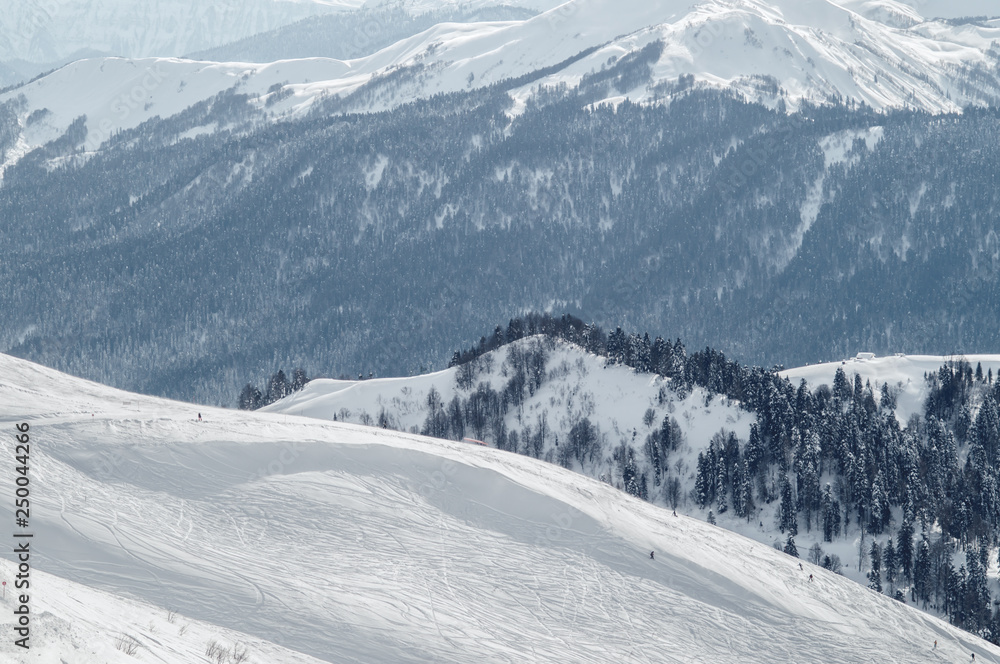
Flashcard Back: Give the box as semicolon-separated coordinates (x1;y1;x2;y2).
197;413;202;421
808;574;813;582
799;563;803;571
650;551;654;560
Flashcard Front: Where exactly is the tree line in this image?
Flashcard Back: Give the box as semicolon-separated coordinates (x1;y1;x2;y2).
238;368;309;410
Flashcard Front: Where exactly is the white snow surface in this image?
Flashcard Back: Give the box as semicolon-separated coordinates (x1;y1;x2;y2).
0;560;329;664
4;0;1000;169
782;353;1000;422
839;0;1000;21
0;0;565;65
2;351;999;661
266;337;753;463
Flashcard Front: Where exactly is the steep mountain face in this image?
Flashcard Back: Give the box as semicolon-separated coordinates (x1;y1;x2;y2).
3;351;1000;663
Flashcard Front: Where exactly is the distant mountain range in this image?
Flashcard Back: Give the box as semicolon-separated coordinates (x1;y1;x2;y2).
6;0;1000;150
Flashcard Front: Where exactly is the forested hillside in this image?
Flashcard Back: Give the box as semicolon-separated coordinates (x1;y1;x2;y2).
3;79;1000;403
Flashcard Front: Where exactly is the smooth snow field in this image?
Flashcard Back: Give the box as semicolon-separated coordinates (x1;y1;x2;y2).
1;353;999;662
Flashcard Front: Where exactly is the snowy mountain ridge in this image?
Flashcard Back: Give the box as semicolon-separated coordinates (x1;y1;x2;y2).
266;336;1000;493
1;350;999;662
4;0;1000;171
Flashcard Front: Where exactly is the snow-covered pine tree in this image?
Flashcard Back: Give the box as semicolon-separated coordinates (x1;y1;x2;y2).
778;473;797;535
783;534;798;558
868;541;882;593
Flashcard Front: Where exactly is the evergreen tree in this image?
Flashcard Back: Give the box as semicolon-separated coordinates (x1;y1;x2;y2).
238;383;263;410
784;534;798;558
974;396;1000;465
695;451;713;509
945;563;963;627
606;327;626;364
833;367;852;408
732;455;746;518
868;541;882;593
965;548;991;633
266;369;290;404
794;430;822;531
291;368;309;391
897;520;914;583
739;457;755;521
869;472;890;535
620;445;641;498
883;536;896;586
779;473;797;535
914;537;931;606
821;483;833;541
745;423;767;503
716;454;729;514
879;382;896;413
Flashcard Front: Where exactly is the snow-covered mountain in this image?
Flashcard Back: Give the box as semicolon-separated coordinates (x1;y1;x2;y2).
2;350;999;662
4;0;994;67
265;338;1000;487
263;335;754;483
4;0;1000;168
0;0;563;73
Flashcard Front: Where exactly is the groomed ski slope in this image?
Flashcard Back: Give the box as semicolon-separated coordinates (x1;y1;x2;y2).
1;353;998;662
0;559;331;664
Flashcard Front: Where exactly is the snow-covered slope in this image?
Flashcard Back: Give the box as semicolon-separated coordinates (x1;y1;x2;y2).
782;353;1000;422
263;340;1000;499
0;560;328;664
0;0;564;66
2;352;997;662
4;0;1000;167
264;336;752;465
0;56;357;162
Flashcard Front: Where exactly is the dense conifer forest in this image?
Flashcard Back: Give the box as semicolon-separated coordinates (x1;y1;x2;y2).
4;79;1000;404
